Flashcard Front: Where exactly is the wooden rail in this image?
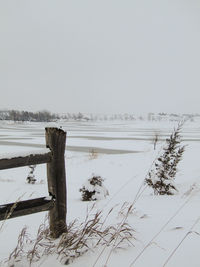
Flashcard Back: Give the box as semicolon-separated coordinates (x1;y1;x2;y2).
0;197;54;221
0;127;67;238
0;149;52;170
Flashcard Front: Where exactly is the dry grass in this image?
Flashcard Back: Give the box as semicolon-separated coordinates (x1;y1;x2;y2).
0;194;25;233
89;149;98;160
5;220;51;267
93;203;135;267
129;193;194;266
152;131;160;150
5;204;135;266
7;226;30;264
162;216;200;266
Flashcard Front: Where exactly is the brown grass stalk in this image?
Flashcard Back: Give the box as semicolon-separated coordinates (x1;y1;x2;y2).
162;216;200;266
6;204;135;266
129;193;194;266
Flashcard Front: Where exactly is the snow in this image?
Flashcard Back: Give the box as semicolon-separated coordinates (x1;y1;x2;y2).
0;148;51;160
0;119;200;266
44;196;53;201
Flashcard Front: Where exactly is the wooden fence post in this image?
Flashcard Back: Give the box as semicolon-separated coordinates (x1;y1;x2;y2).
45;127;67;238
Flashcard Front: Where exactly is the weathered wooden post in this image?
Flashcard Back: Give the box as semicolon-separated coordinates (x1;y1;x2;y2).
45;127;67;238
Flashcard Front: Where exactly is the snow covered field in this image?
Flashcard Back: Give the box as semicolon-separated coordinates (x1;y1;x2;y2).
0;119;200;267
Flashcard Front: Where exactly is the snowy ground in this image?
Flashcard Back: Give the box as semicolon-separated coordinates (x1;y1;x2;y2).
0;119;200;267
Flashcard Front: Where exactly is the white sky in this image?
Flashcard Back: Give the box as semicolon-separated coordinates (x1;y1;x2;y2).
0;0;200;114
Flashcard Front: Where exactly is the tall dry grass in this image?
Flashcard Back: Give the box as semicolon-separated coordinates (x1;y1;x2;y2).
5;203;135;266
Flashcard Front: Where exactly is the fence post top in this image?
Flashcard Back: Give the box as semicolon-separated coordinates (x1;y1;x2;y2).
45;127;66;135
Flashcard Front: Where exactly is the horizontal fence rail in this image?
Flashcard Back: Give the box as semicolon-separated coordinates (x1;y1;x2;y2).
0;196;54;221
0;149;52;170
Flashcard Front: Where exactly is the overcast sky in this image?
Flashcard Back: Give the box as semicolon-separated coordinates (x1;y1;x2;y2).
0;0;200;114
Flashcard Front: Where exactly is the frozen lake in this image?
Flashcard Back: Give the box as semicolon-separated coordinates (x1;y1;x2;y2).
0;119;200;267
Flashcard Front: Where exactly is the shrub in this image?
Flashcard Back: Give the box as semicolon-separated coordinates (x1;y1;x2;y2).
26;165;36;184
79;174;109;201
145;123;185;195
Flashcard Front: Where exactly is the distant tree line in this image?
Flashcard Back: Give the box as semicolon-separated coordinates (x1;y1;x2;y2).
61;112;197;122
61;112;90;121
0;110;198;122
0;110;59;122
60;113;137;121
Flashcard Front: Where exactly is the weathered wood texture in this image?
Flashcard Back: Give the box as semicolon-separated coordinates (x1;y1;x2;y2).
0;151;52;170
0;197;54;221
45;127;67;238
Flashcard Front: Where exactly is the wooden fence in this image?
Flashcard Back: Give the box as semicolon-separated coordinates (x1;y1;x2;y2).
0;127;67;238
